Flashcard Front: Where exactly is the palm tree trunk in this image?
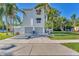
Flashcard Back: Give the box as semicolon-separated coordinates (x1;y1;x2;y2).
9;18;14;36
5;16;9;35
60;26;64;31
2;22;5;33
73;20;76;31
11;18;15;36
12;18;14;35
52;21;53;32
0;16;4;32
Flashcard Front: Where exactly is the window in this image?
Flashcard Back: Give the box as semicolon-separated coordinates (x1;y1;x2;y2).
36;18;41;23
36;9;41;15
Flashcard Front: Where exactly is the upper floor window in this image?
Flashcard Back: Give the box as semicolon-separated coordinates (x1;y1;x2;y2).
36;18;41;23
36;9;41;15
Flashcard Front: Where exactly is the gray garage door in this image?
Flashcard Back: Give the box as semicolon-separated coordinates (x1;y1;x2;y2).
35;27;43;34
25;27;43;35
25;27;33;33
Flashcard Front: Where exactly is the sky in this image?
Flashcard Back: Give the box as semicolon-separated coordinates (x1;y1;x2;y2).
16;3;79;19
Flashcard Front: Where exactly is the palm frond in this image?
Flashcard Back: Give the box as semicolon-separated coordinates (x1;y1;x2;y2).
15;15;22;24
35;3;46;9
0;7;4;16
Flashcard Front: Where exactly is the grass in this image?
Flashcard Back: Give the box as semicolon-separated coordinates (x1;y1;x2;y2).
0;32;14;40
49;31;79;52
63;43;79;52
53;31;79;34
49;31;79;40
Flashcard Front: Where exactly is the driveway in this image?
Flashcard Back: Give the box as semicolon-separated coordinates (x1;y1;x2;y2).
12;43;79;56
0;36;79;55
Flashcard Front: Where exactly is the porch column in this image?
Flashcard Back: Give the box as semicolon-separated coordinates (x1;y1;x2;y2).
43;27;45;34
31;18;35;31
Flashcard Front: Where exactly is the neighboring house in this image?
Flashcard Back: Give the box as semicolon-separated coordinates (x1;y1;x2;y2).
14;8;48;35
74;26;79;32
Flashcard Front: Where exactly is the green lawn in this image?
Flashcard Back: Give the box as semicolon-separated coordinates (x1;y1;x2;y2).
49;31;79;40
63;43;79;52
0;32;13;40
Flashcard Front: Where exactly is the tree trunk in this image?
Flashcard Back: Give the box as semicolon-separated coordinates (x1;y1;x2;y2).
73;20;76;31
9;18;14;36
0;16;5;33
52;21;53;32
12;18;14;35
60;26;64;31
5;16;9;35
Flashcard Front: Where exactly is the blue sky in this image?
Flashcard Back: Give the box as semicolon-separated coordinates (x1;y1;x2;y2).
16;3;79;19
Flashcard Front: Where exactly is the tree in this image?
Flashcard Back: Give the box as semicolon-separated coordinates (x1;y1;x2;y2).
35;3;51;13
0;18;3;29
75;17;79;26
57;17;67;31
0;3;25;35
0;4;5;31
71;14;77;28
47;8;60;31
65;20;73;31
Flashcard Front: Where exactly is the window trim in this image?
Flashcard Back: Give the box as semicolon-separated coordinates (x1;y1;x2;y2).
36;9;41;15
36;18;41;23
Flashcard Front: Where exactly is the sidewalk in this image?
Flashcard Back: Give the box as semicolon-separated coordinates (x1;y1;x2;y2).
0;37;79;44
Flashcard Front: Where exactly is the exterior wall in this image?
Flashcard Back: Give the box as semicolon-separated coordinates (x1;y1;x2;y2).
74;27;79;31
33;8;46;27
14;26;25;35
15;8;48;35
22;8;46;27
22;9;33;27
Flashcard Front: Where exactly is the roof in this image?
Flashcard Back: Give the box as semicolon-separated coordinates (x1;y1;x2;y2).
23;9;33;11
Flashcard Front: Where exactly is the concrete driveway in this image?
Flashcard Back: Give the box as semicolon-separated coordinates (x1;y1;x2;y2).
11;43;79;56
0;36;79;56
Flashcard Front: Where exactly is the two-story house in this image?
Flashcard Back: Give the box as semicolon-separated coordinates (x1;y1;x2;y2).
14;8;48;35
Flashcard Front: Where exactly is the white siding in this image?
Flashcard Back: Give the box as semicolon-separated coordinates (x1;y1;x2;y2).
22;9;34;27
22;8;46;28
33;8;45;27
14;26;25;34
15;8;47;35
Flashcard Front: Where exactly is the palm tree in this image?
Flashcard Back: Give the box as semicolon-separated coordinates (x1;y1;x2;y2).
5;3;25;35
0;4;6;32
35;3;51;13
58;16;66;31
0;17;5;31
71;14;77;29
76;17;79;26
48;8;60;30
65;20;73;31
0;3;25;35
0;4;11;34
0;18;3;29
